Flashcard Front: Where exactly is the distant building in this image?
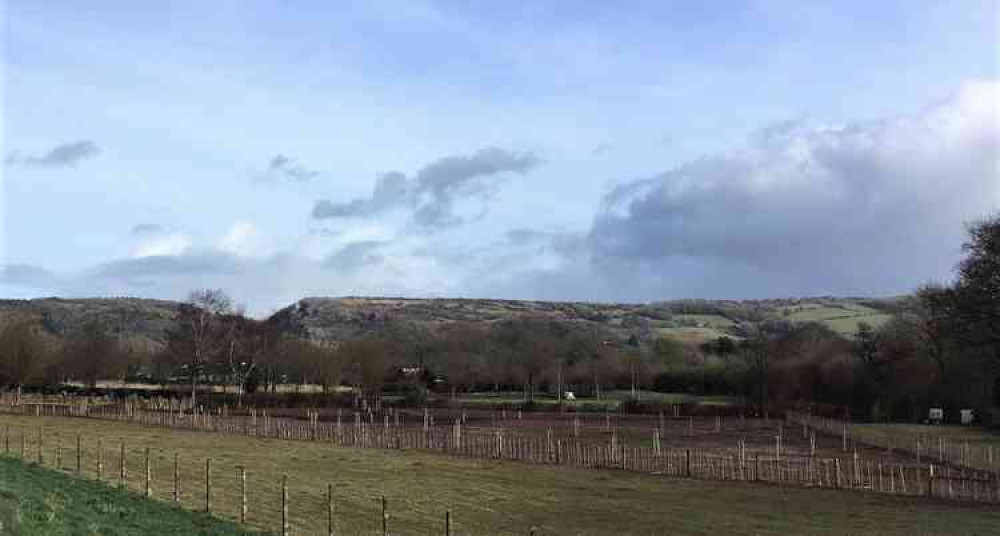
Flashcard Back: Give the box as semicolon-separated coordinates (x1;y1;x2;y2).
400;365;422;376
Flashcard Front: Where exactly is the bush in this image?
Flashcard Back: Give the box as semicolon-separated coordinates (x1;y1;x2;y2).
400;385;427;408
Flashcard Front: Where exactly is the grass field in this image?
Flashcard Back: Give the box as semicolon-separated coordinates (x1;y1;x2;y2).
450;390;741;410
2;415;999;536
851;423;1000;471
657;326;734;343
0;455;263;535
781;303;892;335
671;314;737;328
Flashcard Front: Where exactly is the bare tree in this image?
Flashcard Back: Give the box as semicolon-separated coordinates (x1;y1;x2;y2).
218;312;267;406
62;320;126;388
741;325;771;412
165;289;234;405
0;321;50;402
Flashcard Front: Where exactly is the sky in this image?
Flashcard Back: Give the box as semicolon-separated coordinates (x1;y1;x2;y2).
1;0;998;315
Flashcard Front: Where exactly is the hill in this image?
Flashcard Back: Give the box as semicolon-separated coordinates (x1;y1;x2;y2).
0;297;182;350
271;295;904;345
0;295;907;352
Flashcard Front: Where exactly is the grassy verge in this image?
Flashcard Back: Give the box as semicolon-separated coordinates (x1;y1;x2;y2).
0;455;265;536
2;415;999;536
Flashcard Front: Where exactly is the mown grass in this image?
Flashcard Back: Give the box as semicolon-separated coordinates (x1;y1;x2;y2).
0;455;265;536
1;415;999;536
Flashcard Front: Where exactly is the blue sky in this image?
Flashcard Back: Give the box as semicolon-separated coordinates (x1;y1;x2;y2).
2;1;998;314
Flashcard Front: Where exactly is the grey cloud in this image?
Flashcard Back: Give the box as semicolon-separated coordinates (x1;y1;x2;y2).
586;82;999;296
506;228;547;245
1;264;57;287
313;147;540;230
413;147;539;198
322;241;385;272
312;172;408;218
268;154;319;181
131;223;166;235
8;140;101;167
87;252;244;281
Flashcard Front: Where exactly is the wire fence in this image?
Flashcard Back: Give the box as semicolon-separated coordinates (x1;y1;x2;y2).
2;401;998;508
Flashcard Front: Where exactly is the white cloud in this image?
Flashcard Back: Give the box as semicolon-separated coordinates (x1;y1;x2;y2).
131;230;192;258
582;79;1000;297
218;221;271;259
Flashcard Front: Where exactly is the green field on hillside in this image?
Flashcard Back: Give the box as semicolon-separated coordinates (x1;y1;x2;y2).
779;303;892;335
0;456;263;536
671;314;737;328
657;326;733;343
1;415;998;536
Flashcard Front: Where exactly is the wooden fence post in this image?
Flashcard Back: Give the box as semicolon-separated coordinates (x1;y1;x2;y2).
76;435;82;474
97;439;104;481
205;458;212;513
119;440;126;489
281;474;289;536
446;510;451;536
144;447;151;498
173;453;180;503
927;464;934;498
381;495;388;536
686;449;691;477
37;427;43;465
238;466;247;524
328;483;334;536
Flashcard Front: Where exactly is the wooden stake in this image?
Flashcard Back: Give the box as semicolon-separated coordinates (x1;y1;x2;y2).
205;458;212;513
281;474;289;536
119;440;126;489
238;466;247;524
97;439;103;481
173;453;179;503
328;483;334;536
381;495;388;536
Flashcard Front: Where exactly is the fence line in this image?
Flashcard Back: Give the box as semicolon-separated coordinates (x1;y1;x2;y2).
3;401;999;507
787;411;998;471
1;423;474;536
